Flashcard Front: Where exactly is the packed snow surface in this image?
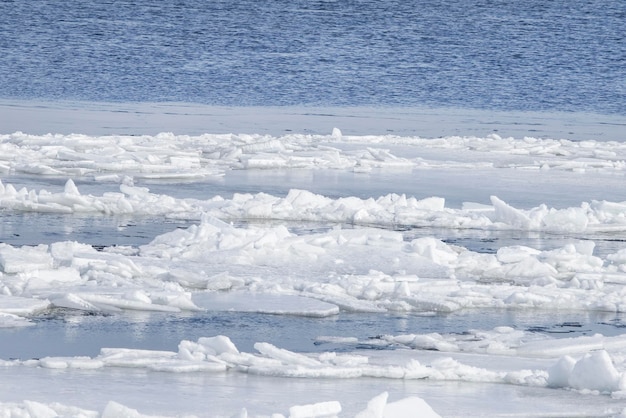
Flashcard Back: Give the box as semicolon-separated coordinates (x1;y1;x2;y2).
2;127;626;417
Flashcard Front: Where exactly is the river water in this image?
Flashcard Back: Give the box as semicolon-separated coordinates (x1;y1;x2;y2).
2;0;625;114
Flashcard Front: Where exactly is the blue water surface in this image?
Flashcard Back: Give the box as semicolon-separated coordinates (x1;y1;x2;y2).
1;0;624;113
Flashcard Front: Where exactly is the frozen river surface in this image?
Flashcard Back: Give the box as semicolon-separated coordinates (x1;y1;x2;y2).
1;102;626;417
2;0;626;414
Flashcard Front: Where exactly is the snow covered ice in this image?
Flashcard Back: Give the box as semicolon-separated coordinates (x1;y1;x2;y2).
2;108;626;417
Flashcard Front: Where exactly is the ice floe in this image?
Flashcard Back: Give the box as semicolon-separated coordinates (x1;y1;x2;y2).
2;180;626;234
1;131;626;181
0;391;439;418
4;208;626;327
2;126;626;417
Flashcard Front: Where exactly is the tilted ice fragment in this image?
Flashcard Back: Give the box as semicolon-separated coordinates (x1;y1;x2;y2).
38;357;70;369
102;401;171;418
539;243;604;275
409;237;459;265
23;401;58;418
591;200;626;219
49;241;97;266
63;178;80;195
542;207;589;232
49;293;101;312
491;196;534;229
318;352;369;367
407;334;459;352
38;356;104;370
496;246;541;263
547;355;576;388
300;291;386;313
393;281;411;297
79;294;181;312
568;350;621;392
504;369;549;387
198;335;240;356
0;312;35;328
383;396;442;418
21;268;83;290
0;294;50;316
355;391;387;418
124;290;152;304
573;240;596;256
170;270;238;290
284;189;331;208
120;183;152;198
177;340;207;362
504;291;553;307
3;182;17;196
98;347;177;368
503;257;558;281
0;244;53;273
19;163;63;176
403;299;462;313
413;196;445;211
431;357;505;382
177;336;241;365
254;342;322;367
331;127;342;140
151;292;202;311
288;400;342;418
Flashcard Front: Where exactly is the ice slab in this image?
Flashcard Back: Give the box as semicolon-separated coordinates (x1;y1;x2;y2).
0;312;35;328
193;292;340;317
3;179;626;234
1;123;626;187
0;294;50;316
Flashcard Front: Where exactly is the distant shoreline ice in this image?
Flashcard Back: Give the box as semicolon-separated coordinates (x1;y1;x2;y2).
1;99;624;141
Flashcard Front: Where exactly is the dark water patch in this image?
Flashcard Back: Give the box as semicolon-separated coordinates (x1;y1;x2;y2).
2;308;625;360
0;211;192;247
